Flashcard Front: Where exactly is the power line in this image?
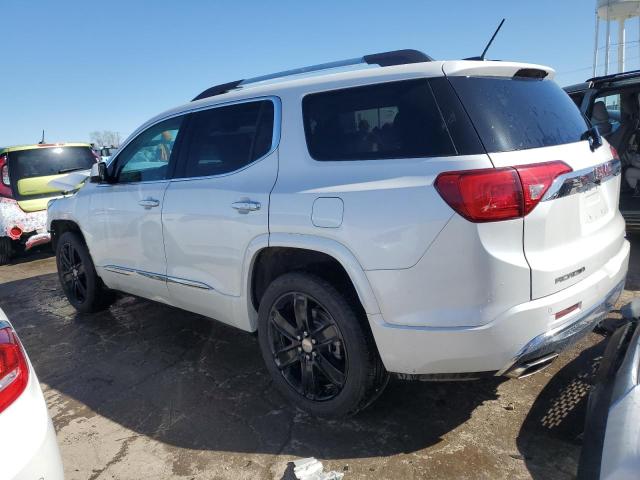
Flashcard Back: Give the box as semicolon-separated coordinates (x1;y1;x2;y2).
556;53;640;77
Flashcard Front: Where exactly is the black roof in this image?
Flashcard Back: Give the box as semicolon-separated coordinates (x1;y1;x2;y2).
586;69;640;86
563;82;590;93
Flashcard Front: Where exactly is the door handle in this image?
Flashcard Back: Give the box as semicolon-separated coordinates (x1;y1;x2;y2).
232;200;261;213
139;198;160;209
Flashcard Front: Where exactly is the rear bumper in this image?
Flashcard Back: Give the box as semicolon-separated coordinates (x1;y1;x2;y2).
0;198;48;240
497;279;625;378
368;239;630;375
24;232;51;250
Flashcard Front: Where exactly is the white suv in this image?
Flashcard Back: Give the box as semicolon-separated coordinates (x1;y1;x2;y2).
47;50;630;416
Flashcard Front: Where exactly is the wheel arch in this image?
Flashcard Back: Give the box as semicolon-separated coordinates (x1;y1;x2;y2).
245;233;380;331
50;219;86;251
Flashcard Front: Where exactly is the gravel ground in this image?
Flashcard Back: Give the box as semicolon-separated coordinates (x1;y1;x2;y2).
0;237;638;480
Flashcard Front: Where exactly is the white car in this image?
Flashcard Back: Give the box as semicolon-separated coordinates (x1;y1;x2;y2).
47;49;630;416
0;307;64;479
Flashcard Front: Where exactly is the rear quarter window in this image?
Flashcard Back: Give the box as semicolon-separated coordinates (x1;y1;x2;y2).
448;76;588;153
302;79;457;161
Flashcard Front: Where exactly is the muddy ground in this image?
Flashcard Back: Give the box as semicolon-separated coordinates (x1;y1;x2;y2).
0;237;638;480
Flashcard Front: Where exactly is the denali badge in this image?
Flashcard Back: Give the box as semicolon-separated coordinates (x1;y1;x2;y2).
555;267;586;284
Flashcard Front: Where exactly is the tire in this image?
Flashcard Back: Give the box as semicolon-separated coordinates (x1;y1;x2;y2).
55;231;114;313
0;237;12;265
257;272;388;417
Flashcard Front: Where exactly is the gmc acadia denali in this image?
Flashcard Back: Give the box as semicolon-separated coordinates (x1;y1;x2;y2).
47;50;630;416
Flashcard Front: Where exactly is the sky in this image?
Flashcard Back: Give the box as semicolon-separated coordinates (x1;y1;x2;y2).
0;0;632;145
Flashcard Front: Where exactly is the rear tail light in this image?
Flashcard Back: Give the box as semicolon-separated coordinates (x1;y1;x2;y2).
435;161;572;223
0;326;29;414
610;144;619;160
0;154;12;198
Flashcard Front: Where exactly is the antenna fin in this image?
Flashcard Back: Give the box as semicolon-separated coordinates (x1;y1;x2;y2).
480;18;505;60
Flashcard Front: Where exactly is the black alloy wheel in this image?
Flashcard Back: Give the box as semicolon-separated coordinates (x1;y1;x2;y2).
59;241;88;303
267;292;347;401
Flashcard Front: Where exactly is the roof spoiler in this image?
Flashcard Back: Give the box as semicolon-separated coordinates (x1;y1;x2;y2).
192;49;433;102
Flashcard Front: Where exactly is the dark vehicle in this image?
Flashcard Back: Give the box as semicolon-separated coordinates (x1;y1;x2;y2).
578;300;640;480
565;71;640;232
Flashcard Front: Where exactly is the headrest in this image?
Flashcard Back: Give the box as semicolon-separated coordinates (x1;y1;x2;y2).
592;101;609;123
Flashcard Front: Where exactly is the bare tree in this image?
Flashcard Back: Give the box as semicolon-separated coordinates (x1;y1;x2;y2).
90;130;121;148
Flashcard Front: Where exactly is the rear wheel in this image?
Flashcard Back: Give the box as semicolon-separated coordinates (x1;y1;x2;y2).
257;272;388;417
56;231;114;313
0;237;12;265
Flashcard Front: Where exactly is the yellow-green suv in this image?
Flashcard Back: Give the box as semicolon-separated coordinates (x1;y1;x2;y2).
0;143;96;264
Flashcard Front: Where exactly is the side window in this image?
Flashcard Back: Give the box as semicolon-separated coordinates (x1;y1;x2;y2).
591;93;621;134
182;100;274;178
302;79;456;161
113;116;183;183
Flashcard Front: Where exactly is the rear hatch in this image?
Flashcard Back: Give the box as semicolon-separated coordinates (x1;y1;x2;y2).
444;62;624;299
7;145;95;212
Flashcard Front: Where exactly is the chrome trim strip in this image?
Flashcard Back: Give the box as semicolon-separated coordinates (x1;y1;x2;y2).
103;265;135;276
542;158;621;202
138;271;167;282
166;276;214;290
102;265;214;291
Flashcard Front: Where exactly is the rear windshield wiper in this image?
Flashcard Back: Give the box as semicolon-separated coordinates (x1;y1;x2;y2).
581;126;603;151
57;167;90;174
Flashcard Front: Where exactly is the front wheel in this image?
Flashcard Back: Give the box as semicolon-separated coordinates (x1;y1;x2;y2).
257;272;388;417
55;231;114;313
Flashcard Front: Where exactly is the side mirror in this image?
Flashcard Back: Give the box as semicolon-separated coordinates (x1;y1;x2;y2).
90;161;109;183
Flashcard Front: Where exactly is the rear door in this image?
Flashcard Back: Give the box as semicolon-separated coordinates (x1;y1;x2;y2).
446;69;624;299
162;98;278;328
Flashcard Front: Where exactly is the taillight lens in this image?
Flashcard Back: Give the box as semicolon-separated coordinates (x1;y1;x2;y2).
0;155;12;198
515;162;573;215
1;165;8;186
435;161;572;223
0;327;29;414
610;144;619;160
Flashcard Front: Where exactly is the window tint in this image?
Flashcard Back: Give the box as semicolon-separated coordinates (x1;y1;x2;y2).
448;76;589;153
114;116;183;183
568;92;584;108
182;100;274;178
303;79;456;161
10;146;95;180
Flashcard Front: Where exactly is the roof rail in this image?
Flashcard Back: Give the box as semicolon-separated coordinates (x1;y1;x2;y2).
586;69;640;84
192;49;433;101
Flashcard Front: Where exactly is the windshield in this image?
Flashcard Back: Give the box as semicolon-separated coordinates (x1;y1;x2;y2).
448;76;589;153
10;146;95;179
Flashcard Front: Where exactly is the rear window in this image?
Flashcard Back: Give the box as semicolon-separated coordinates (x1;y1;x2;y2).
448;76;588;153
302;79;456;161
10;146;95;180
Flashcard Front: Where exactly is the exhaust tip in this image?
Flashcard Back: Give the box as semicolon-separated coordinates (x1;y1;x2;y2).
504;353;559;379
